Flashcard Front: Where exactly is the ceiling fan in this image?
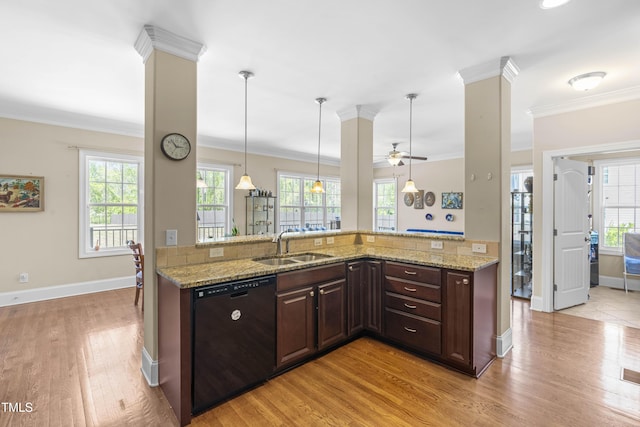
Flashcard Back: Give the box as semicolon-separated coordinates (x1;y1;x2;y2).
386;142;428;166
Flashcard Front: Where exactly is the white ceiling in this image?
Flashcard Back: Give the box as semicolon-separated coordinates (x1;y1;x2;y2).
2;0;640;165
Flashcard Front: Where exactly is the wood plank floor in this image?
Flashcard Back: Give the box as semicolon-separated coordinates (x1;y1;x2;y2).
1;289;639;426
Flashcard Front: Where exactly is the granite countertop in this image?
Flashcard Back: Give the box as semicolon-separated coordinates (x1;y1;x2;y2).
157;245;498;289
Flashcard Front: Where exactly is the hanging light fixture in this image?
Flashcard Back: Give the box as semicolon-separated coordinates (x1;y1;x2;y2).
311;97;326;194
401;93;419;193
235;70;256;190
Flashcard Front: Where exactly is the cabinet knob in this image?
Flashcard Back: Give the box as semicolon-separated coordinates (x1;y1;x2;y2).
319;289;325;295
457;278;470;285
310;291;315;297
348;266;354;271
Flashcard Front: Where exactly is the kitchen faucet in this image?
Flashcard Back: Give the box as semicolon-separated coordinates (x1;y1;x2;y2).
273;230;292;256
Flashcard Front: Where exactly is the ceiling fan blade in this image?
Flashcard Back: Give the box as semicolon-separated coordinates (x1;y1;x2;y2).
407;155;428;161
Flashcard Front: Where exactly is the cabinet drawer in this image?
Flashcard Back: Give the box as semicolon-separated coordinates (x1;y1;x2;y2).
385;277;441;303
385;262;441;285
278;263;345;292
385;292;441;321
384;308;441;355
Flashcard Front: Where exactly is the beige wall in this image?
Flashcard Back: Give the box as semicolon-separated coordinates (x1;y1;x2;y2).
532;99;640;300
374;158;465;233
0;118;140;293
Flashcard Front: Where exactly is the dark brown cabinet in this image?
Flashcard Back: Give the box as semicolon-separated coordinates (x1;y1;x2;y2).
347;260;383;336
383;261;442;356
276;263;346;370
443;265;497;377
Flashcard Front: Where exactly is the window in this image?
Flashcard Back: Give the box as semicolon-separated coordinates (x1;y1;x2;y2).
196;165;233;241
278;172;341;231
374;179;396;231
596;159;640;251
79;151;143;258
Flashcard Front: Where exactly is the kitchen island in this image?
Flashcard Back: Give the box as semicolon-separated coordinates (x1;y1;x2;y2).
156;231;498;426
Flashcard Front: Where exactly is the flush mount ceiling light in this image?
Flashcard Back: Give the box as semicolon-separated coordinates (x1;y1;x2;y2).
568;71;606;91
539;0;571;9
235;70;256;190
401;93;419;194
311;97;326;194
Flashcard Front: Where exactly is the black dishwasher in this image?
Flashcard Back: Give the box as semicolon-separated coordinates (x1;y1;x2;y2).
192;275;276;414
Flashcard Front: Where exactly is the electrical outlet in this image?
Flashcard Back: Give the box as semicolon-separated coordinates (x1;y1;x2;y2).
209;247;224;258
19;273;29;283
314;238;323;246
472;243;487;254
166;229;178;246
366;235;375;243
326;236;335;244
431;240;443;250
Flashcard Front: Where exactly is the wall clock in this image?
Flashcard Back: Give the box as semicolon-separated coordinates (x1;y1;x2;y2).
161;133;191;161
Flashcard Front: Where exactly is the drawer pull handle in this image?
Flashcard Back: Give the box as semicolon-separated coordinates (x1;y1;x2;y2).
404;270;417;275
404;327;417;333
403;286;417;292
404;303;417;309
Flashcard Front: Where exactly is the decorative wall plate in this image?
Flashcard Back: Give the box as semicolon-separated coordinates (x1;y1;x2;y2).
446;213;454;222
414;189;424;209
403;192;414;206
424;191;435;207
425;213;433;221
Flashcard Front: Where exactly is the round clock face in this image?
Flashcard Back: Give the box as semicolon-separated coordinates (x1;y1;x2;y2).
161;133;191;160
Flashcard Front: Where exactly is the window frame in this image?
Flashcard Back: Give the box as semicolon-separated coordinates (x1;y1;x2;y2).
79;150;144;258
594;157;640;255
276;171;341;232
196;163;233;242
373;178;397;231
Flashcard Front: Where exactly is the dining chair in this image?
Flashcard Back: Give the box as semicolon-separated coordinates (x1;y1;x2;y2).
127;240;144;309
623;232;640;293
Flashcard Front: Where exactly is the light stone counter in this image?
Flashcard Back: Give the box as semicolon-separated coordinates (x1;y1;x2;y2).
157;244;498;289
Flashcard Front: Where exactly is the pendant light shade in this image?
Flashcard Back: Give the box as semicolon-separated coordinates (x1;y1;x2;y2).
310;97;326;194
401;93;419;193
235;70;256;190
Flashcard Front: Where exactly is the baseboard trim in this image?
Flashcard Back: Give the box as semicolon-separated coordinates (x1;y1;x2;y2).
530;295;544;312
0;276;134;307
598;275;640;291
141;346;159;387
496;327;513;358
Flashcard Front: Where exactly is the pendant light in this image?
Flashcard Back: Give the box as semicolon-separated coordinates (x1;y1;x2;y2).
235;70;256;190
311;97;326;193
401;93;419;193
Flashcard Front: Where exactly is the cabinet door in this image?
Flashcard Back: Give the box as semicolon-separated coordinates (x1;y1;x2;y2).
276;287;316;369
317;279;347;351
365;261;383;334
444;271;472;368
347;262;365;336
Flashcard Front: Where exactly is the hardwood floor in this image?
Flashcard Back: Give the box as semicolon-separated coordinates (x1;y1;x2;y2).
1;288;639;426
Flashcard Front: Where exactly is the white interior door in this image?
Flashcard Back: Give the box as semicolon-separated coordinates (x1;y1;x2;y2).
554;158;590;310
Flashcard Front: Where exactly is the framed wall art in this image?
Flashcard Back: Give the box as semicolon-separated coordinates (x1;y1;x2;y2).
442;192;463;209
0;175;44;212
414;190;424;209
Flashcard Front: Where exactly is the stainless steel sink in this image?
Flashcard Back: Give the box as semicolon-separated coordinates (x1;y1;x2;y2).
253;257;298;266
253;253;333;266
288;253;333;262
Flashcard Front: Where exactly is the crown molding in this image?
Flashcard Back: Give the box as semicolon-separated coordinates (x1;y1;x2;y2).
134;25;206;63
336;105;378;122
528;85;640;118
457;56;520;85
